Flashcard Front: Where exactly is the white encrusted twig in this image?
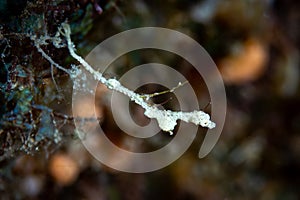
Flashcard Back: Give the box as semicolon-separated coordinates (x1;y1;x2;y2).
34;23;216;135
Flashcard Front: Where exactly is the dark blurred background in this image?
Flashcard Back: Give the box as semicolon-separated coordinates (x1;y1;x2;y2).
0;0;300;199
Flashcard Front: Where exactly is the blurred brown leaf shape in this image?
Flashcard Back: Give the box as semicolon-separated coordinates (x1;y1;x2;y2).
49;153;80;186
220;38;268;84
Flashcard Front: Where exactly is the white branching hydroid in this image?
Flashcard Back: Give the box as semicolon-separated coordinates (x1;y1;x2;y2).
33;23;216;135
